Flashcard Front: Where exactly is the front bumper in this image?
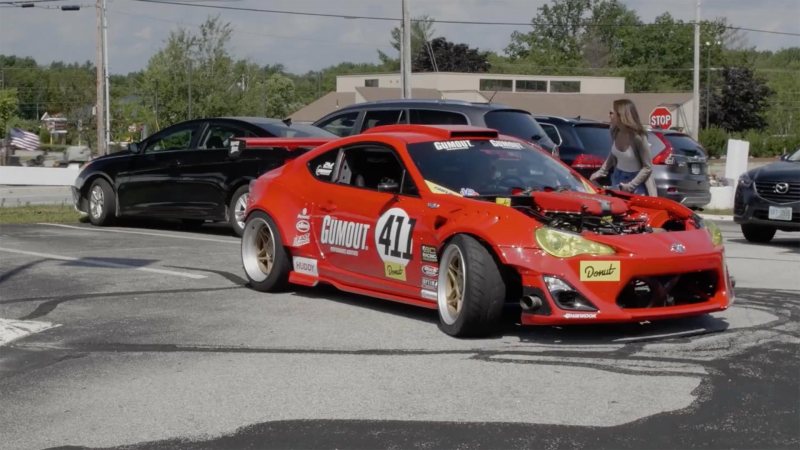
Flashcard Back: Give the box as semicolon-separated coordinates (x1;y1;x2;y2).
71;185;88;214
499;231;732;325
734;185;800;230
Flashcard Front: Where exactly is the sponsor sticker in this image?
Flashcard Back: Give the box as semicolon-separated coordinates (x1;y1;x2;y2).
425;180;462;196
421;264;438;277
293;256;318;276
459;187;480;197
421;277;438;289
384;262;406;281
320;215;370;256
296;220;310;233
292;233;310;247
315;161;335;177
433;140;473;151
489;139;524;150
495;197;511;206
579;261;621;282
421;245;438;263
564;312;598;319
420;289;438;301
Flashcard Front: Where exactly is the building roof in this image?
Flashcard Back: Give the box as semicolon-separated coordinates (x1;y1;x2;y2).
481;92;693;122
291;88;693;124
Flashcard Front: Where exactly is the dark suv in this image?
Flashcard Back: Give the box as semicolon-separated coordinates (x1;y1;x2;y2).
312;100;557;154
536;116;710;207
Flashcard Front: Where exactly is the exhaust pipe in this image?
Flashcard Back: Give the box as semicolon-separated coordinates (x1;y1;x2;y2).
520;295;543;312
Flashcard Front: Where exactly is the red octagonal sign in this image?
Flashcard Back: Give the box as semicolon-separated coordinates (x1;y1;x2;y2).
649;107;673;129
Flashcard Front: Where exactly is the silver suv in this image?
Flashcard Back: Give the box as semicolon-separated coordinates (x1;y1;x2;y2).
312;99;558;154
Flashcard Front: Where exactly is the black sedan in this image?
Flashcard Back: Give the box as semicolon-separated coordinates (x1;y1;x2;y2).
73;117;335;236
734;147;800;242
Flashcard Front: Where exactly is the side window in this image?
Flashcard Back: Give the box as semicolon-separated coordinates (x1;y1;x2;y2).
409;109;468;126
362;110;405;131
202;125;255;149
539;123;562;146
333;145;417;196
144;126;196;153
317;112;359;137
308;149;340;182
647;133;666;155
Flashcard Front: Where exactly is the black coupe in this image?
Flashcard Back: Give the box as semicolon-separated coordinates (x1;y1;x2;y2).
734;147;800;242
73;117;335;236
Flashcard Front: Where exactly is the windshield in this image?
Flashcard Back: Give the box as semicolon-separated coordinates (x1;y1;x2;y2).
484;110;556;151
407;139;588;196
788;148;800;162
256;122;336;138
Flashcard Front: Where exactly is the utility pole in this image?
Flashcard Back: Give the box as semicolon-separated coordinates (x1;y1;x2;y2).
692;0;701;140
95;0;107;155
102;0;110;150
401;0;411;99
187;60;192;120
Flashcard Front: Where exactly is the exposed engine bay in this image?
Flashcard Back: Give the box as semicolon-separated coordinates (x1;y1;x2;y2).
493;191;699;235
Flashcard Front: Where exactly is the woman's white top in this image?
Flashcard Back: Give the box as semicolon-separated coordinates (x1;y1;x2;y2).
611;142;641;172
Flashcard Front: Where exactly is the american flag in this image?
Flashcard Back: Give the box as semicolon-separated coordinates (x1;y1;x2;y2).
9;128;40;151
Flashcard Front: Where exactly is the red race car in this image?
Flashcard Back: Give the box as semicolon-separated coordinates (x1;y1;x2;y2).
238;125;733;337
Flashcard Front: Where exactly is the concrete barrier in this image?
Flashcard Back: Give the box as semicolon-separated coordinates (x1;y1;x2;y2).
0;166;80;186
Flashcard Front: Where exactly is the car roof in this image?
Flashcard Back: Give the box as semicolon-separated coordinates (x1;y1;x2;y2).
329;99;527;113
535;115;606;126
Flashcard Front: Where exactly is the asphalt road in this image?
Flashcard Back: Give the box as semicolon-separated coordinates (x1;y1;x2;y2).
0;220;797;450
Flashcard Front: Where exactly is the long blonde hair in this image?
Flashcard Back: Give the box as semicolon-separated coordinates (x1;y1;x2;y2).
611;98;646;137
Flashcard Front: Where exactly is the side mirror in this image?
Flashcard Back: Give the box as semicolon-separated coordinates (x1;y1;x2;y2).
377;179;399;192
780;153;790;161
229;139;244;159
128;142;141;154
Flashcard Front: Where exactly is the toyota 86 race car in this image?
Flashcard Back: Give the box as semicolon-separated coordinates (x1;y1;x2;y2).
238;125;733;337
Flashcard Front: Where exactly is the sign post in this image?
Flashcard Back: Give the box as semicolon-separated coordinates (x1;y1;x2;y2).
649;107;673;129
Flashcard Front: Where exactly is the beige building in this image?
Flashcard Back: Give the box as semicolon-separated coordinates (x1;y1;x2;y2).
292;72;695;133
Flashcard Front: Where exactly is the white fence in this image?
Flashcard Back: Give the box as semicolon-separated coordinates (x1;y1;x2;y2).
0;166;80;186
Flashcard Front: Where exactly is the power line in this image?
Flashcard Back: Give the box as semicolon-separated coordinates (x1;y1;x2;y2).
122;0;800;37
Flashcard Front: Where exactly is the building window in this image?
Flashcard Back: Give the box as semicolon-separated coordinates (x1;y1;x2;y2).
550;81;581;93
515;80;546;92
364;79;379;87
479;79;512;91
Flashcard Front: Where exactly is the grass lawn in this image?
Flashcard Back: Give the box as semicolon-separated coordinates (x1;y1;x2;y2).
700;208;733;216
0;204;82;224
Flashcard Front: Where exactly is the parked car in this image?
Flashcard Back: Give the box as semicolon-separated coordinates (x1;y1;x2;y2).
238;124;731;337
72;117;335;236
734;147;800;242
312;99;558;154
536;116;710;207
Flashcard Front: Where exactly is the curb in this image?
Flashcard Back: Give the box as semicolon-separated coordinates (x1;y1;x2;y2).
700;214;734;222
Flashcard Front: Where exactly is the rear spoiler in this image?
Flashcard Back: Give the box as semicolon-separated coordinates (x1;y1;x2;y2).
230;137;334;157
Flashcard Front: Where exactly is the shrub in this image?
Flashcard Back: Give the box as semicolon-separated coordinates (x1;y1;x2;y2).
699;127;728;158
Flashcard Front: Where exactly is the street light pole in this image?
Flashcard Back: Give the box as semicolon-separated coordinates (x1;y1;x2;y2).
705;41;711;129
95;0;106;155
691;0;701;140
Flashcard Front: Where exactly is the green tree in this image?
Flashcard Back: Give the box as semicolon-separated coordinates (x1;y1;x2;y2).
378;15;436;70
0;88;19;137
265;73;300;118
412;37;490;73
708;66;773;132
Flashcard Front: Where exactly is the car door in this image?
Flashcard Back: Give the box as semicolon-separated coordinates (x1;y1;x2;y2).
308;143;434;299
174;121;261;220
117;121;200;216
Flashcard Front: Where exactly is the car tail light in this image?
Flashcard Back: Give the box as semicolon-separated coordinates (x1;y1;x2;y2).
571;153;604;169
652;133;675;165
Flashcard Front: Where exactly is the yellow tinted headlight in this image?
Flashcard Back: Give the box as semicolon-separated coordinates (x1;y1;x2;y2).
535;227;615;258
706;220;723;246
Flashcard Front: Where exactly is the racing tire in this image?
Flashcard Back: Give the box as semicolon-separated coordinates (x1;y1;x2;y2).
229;185;250;237
87;178;115;226
437;234;506;337
241;211;290;292
741;224;776;243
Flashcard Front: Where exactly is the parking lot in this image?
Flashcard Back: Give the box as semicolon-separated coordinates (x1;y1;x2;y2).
1;220;798;449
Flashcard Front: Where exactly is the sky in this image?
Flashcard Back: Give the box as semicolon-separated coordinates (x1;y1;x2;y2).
1;0;798;75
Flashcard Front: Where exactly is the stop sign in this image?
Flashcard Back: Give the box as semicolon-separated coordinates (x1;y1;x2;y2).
649;107;673;129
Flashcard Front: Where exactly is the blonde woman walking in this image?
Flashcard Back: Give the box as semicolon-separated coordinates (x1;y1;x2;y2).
590;99;657;196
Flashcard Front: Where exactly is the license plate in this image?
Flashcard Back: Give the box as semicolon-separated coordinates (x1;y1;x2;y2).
768;206;792;221
690;164;701;175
